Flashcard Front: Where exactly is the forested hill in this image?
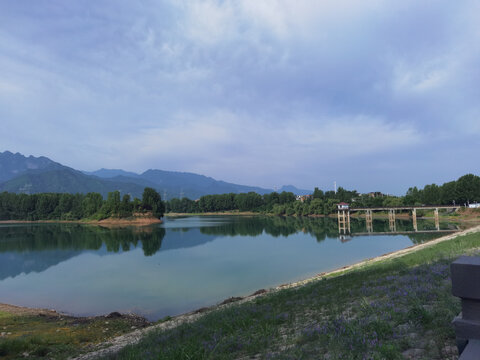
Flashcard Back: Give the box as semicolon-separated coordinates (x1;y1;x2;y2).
0;151;311;199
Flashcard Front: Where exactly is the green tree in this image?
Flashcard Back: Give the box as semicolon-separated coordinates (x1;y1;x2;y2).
142;187;165;218
439;181;458;205
119;194;133;217
83;193;103;217
313;187;324;199
422;184;440;205
456;174;480;204
309;198;324;215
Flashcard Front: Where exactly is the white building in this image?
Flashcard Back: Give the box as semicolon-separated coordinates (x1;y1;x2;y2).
337;202;350;210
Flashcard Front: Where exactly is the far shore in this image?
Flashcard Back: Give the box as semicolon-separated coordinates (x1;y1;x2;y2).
0;216;162;227
165;211;259;216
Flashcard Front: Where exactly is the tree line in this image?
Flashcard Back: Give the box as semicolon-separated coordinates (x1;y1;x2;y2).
166;191;297;213
1;173;478;220
0;187;164;221
165;173;480;216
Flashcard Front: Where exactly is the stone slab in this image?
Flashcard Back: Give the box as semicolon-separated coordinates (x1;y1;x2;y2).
451;256;480;299
462;299;480;321
457;337;468;355
453;315;480;340
459;339;480;359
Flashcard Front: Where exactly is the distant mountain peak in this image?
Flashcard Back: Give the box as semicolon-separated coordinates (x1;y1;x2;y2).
278;185;312;195
0;151;63;184
83;168;141;179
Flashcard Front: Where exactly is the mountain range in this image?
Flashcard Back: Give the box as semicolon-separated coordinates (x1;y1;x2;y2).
0;151;311;199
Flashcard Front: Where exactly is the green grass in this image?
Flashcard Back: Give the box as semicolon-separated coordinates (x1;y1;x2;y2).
0;311;12;319
0;314;148;359
106;231;480;360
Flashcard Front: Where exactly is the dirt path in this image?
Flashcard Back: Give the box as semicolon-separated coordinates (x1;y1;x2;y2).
70;224;480;360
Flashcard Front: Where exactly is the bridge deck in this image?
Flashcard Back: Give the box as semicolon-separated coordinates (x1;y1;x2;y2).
351;229;458;236
350;206;460;211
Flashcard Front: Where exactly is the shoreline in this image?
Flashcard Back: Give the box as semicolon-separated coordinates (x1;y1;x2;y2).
0;217;163;227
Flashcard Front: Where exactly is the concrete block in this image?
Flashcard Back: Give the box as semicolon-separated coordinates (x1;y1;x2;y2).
457;337;468;355
459;339;480;359
462;299;480;321
451;257;480;299
453;315;480;340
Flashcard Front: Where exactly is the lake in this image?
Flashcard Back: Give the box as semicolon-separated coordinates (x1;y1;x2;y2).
0;216;460;320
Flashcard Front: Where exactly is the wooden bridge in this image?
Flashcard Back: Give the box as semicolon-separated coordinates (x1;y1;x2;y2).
337;205;461;234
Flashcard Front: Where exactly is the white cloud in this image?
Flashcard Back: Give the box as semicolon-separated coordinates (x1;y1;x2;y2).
95;110;421;184
1;0;479;191
392;60;449;95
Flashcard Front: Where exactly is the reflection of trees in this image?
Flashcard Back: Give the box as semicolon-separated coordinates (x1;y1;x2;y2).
200;217;265;237
0;217;452;259
198;216;453;245
139;228;165;256
0;224;165;257
199;216;342;242
351;218;449;244
407;233;440;244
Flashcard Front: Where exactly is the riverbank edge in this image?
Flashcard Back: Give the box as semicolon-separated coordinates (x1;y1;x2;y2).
67;224;480;360
0;216;162;227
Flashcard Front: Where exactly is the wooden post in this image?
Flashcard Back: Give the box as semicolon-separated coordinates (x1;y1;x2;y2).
435;208;440;230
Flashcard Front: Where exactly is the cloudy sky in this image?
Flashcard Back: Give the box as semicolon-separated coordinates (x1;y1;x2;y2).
1;1;479;194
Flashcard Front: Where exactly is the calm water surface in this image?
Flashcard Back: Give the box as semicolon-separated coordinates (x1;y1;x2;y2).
0;216;458;320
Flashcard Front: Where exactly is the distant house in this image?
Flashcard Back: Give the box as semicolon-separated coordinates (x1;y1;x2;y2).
337;202;350;210
367;192;385;198
296;194;313;202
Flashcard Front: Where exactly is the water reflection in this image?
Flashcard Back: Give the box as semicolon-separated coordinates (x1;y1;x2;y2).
0;216;466;319
337;216;459;239
0;217;459;281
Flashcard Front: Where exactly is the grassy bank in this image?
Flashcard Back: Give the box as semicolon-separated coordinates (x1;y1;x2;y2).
0;310;149;360
104;230;480;360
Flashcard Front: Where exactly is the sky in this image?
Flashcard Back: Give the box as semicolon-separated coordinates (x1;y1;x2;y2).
1;0;479;194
